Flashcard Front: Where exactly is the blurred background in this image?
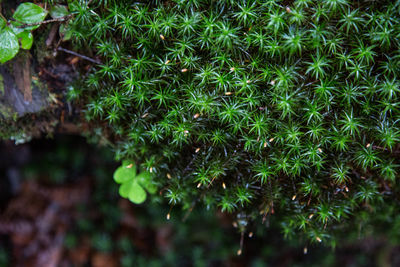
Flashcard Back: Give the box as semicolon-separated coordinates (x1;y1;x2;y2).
0;135;399;267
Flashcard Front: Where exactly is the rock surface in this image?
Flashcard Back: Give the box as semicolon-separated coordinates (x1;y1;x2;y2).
0;52;49;119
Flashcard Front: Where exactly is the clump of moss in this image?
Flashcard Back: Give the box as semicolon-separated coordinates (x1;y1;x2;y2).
69;0;400;245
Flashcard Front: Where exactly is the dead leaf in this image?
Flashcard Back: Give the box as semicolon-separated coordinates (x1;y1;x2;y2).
92;253;117;267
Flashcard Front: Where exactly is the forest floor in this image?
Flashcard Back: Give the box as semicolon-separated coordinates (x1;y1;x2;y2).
0;136;399;267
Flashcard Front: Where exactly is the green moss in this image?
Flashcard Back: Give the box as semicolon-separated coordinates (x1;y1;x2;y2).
0;74;4;95
70;0;400;245
32;24;55;64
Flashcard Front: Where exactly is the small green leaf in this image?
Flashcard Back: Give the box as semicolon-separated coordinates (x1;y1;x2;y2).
0;27;19;64
118;181;131;198
142;181;157;194
136;172;157;194
119;180;147;204
128;182;147;204
59;24;72;41
13;3;48;24
9;21;25;35
50;5;69;19
113;160;136;184
18;31;33;50
136;172;152;183
113;161;156;204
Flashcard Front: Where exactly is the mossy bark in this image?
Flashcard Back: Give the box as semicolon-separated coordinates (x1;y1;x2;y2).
0;0;84;141
0;50;49;120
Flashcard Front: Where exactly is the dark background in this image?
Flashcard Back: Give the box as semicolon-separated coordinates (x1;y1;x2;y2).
0;135;399;267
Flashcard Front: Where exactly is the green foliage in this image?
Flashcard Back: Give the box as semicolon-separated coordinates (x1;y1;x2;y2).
13;3;48;25
113;160;157;204
70;0;400;245
0;27;19;63
0;2;70;63
49;4;69;19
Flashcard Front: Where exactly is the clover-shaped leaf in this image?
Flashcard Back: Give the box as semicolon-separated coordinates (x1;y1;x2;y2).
136;172;158;194
119;180;147;204
113;160;136;184
113;160;156;204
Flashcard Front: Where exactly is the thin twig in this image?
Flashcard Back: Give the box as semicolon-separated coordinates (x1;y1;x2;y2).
57;47;102;64
182;201;196;222
16;14;73;28
207;175;217;188
0;13;6;22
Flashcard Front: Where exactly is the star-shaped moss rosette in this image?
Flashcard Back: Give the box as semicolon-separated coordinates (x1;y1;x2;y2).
113;160;157;204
